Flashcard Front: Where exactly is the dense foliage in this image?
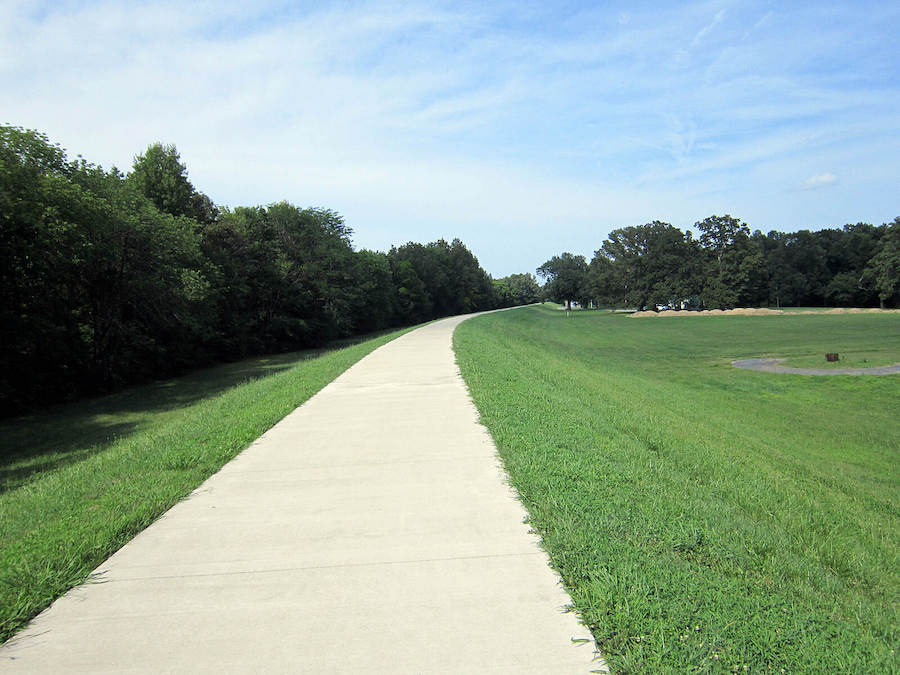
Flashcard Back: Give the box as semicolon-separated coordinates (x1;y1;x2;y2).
540;215;899;310
0;126;529;414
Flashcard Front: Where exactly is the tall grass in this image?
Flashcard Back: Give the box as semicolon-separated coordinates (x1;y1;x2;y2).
455;306;899;673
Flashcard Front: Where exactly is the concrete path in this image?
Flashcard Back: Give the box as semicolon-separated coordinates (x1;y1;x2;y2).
1;314;602;673
732;357;900;375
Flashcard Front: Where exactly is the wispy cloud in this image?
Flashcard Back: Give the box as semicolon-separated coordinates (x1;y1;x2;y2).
801;173;838;189
1;0;898;275
691;8;727;47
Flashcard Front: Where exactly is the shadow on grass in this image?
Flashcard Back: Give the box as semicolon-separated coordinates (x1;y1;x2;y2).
0;343;359;493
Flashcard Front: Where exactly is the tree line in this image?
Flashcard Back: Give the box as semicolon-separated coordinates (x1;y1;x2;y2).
539;214;899;311
0;126;540;414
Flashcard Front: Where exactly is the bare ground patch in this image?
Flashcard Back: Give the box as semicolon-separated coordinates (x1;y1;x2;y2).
630;307;900;318
732;357;900;375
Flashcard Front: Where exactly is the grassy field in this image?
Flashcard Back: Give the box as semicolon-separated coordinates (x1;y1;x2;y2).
0;326;414;643
454;305;899;673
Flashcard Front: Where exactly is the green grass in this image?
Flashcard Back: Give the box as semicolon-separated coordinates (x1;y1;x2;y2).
454;306;899;673
0;326;414;643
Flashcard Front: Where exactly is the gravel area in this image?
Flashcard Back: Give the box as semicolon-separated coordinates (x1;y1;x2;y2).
732;358;900;376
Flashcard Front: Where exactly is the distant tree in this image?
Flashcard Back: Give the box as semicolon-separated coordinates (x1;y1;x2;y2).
537;253;589;309
595;222;702;309
492;278;513;308
500;273;541;306
585;255;620;307
0;124;503;414
200;202;359;355
864;217;900;308
386;238;495;320
492;273;540;308
695;214;766;308
129;143;196;219
350;249;396;332
390;258;431;323
447;239;495;313
190;190;220;226
821;223;882;306
697;214;749;272
389;242;445;317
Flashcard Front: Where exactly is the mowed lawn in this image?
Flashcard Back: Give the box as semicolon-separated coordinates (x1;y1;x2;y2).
454;306;899;674
0;326;414;644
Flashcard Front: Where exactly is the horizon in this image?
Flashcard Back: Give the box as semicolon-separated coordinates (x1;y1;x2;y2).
3;0;898;277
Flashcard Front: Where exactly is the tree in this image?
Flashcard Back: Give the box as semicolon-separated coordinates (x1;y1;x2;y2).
864;217;900;308
1;126;85;408
820;223;882;306
386;238;495;320
695;214;766;308
594;222;702;309
446;238;495;314
495;273;540;307
696;214;749;272
585;255;620;307
1;124;507;414
129;143;196;219
390;258;431;323
350;250;396;332
0;126;212;410
537;253;589;308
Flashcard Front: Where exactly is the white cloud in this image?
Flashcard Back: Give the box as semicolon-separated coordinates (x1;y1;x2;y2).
1;1;898;276
801;173;838;190
691;8;727;47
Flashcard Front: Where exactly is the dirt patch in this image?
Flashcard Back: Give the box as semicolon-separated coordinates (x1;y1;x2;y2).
630;308;900;318
732;358;900;376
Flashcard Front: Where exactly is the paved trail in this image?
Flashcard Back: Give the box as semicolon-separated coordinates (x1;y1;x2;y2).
1;314;601;673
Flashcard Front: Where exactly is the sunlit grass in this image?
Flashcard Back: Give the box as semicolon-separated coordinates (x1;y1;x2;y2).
455;306;899;673
0;326;414;643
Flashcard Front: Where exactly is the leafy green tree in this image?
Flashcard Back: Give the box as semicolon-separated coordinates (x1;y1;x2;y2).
0;124;504;414
492;278;513;307
386;238;495;320
594;222;702;309
129;143;196;219
695;214;766;308
494;273;540;307
389;242;444;317
66;162;212;387
1;126;213;409
537;253;589;308
350;250;396;332
1;126;86;407
585;255;620;307
697;214;748;272
390;258;431;323
202;203;359;354
446;238;495;314
820;223;882;306
864;217;900;308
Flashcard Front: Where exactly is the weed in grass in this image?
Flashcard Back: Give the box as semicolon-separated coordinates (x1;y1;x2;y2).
454;306;899;673
0;326;414;643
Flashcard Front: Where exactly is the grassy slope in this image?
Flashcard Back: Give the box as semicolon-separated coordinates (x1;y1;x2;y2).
454;306;899;674
0;326;414;643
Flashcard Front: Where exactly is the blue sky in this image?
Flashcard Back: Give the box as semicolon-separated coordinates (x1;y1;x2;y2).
3;0;898;276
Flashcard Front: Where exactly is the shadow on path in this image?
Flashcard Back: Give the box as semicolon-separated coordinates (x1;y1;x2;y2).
0;340;372;493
